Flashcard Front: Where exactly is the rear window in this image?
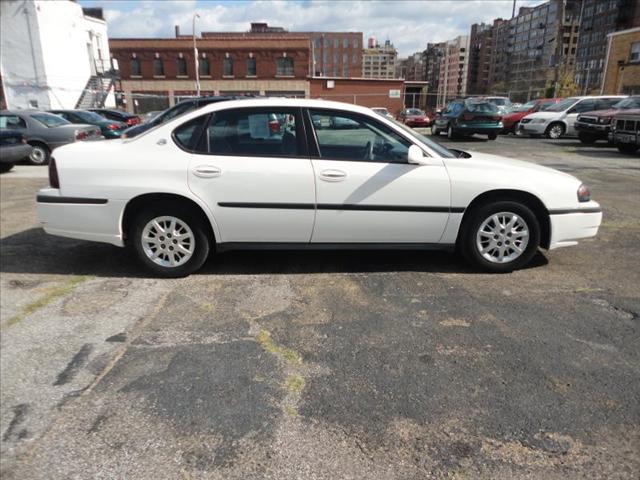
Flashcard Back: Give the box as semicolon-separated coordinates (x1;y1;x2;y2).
31;113;69;127
406;109;424;115
464;102;498;113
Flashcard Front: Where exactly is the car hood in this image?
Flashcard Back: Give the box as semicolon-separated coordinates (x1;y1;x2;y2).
522;111;563;120
579;108;621;118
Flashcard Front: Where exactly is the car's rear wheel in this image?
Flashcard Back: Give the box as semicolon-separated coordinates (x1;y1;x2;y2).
578;133;597;144
461;201;540;273
617;144;639;155
545;122;565;140
28;143;50;165
132;205;210;277
447;124;457;139
488;132;498;140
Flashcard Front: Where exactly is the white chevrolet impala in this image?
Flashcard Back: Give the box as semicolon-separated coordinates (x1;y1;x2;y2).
37;98;602;277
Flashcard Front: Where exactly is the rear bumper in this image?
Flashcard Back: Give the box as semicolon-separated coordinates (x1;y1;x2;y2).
548;206;602;250
406;120;430;127
37;188;125;247
0;144;32;163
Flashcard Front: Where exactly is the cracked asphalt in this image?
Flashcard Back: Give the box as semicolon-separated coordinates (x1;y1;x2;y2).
1;134;639;479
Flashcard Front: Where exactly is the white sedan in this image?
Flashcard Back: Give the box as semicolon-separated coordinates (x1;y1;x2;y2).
37;98;602;277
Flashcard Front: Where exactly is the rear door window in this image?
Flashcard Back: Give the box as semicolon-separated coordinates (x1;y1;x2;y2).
0;115;27;129
204;108;302;158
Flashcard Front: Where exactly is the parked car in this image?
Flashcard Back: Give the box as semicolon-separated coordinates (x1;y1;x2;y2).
431;99;502;140
398;108;430;127
372;107;395;120
574;96;640;144
518;95;627;139
0;130;32;173
48;109;127;139
610;109;639;155
502;98;562;133
483;96;513;114
123;96;249;138
88;108;142;127
0;110;101;165
37;98;601;277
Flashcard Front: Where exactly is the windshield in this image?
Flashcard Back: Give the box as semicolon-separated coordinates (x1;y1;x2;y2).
545;97;580;112
406;109;424;115
612;97;640;109
31;113;70;127
539;100;558;111
486;98;509;106
392;119;456;158
74;111;109;123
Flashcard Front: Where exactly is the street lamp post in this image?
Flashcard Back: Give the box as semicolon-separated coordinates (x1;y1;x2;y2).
193;13;200;97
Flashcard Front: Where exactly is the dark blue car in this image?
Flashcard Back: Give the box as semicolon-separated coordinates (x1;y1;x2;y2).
431;99;503;140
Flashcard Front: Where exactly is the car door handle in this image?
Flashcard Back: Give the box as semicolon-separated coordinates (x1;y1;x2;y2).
319;169;347;182
193;165;222;178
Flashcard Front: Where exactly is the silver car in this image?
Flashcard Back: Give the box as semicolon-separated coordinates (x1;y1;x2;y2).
0;110;101;165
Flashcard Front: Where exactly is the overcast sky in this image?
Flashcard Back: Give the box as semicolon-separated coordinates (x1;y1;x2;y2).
79;0;542;57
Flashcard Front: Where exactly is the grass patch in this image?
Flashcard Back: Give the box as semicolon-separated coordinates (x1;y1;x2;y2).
284;374;305;394
256;329;302;365
4;276;89;328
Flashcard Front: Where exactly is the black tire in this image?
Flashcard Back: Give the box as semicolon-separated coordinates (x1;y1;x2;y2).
0;163;15;173
488;132;498;140
617;144;639;155
545;122;565;140
447;124;457;140
131;203;210;277
578;133;597;144
27;142;50;165
460;200;541;273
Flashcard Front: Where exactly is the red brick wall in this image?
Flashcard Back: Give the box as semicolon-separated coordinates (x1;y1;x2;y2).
310;78;405;114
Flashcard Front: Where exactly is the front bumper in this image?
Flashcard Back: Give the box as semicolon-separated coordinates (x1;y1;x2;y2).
575;122;610;136
548;204;602;250
518;121;547;135
406;120;430;127
37;188;126;246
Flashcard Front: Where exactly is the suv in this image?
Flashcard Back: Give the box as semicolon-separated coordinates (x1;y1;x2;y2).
122;95;250;138
610;109;639;155
574;96;640;144
518;95;627;139
432;99;502;140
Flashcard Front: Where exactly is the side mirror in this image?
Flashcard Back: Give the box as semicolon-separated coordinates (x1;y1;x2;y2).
408;145;430;165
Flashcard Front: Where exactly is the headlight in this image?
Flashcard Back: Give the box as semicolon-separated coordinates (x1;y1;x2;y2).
598;117;612;124
577;184;591;203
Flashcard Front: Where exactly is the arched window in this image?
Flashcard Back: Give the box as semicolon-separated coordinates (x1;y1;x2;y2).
276;57;294;76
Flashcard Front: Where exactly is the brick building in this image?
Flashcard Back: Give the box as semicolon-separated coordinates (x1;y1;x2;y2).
601;27;640;94
201;23;363;78
309;77;404;114
467;23;495;95
422;42;446;110
575;0;640;94
396;52;425;81
109;36;310;113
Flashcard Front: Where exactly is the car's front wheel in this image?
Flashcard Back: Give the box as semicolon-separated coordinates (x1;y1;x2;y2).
461;201;540;273
578;133;597;144
488;132;498;140
545;122;565;140
431;124;440;136
447;124;456;139
132;205;210;277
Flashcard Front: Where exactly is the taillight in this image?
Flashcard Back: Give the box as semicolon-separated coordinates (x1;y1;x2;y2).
75;130;89;141
107;123;120;130
48;157;60;189
127;117;141;126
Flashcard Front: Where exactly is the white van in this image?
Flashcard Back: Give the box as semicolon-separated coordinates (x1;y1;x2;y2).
518;95;627;139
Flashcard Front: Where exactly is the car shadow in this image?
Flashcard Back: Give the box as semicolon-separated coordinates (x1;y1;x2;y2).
0;228;549;277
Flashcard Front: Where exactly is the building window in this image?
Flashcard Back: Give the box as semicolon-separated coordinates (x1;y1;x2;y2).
353;39;359;49
246;57;257;76
343;38;349;48
352;53;358;65
223;57;233;76
334;38;339;48
199;57;210;76
131;58;141;76
153;58;164;76
276;57;294;76
323;37;329;48
176;57;187;76
631;42;640;63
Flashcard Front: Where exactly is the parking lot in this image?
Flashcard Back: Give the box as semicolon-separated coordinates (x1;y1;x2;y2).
1;134;638;479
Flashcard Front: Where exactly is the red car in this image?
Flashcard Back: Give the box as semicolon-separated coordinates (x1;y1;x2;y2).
398;108;431;127
502;98;562;133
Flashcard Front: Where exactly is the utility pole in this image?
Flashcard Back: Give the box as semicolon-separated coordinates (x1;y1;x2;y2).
193;13;200;97
512;0;516;18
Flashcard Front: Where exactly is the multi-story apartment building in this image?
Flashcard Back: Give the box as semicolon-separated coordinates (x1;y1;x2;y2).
202;23;363;78
487;0;581;102
436;35;469;108
575;0;640;94
422;42;446;110
467;22;495;95
362;39;398;79
396;52;424;81
109;35;310;112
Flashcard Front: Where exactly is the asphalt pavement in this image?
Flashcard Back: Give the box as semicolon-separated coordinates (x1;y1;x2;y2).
1;134;638;479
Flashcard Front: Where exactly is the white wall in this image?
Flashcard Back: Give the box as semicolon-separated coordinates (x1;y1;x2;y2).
0;0;111;110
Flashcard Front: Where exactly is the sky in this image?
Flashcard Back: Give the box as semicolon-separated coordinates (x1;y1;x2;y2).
79;0;542;57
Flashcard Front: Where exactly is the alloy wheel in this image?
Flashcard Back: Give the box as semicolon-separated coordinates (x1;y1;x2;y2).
29;146;47;165
548;124;563;139
475;212;530;264
141;216;195;268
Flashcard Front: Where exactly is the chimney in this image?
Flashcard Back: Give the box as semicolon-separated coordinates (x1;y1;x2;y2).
175;25;180;38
